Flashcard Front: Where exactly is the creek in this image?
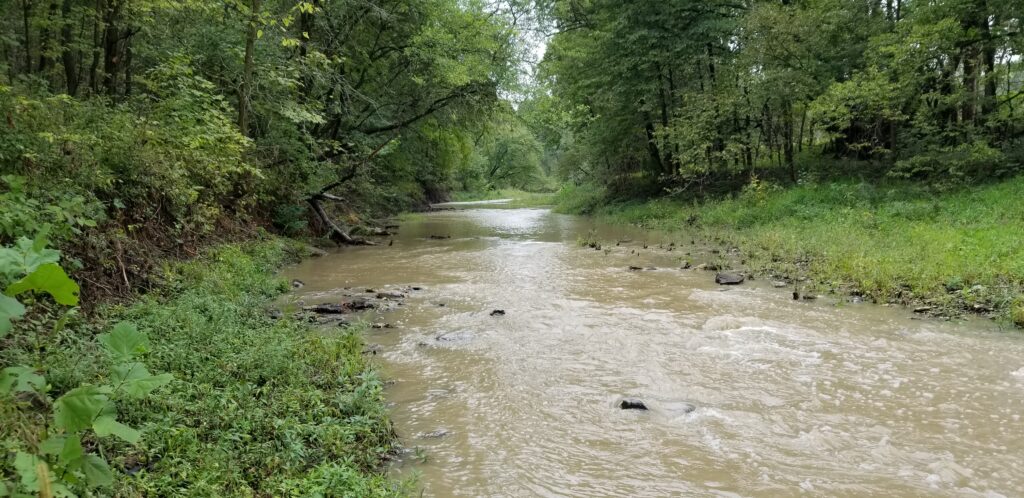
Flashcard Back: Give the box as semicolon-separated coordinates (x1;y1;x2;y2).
285;205;1024;497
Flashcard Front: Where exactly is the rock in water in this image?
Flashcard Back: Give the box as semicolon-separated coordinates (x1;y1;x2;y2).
628;266;643;271
291;279;305;289
304;303;346;314
490;309;506;316
619;398;648;410
304;298;375;314
715;272;745;285
419;429;452;439
376;291;405;299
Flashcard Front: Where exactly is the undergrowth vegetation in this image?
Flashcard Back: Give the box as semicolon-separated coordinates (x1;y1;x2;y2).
1;237;402;496
559;176;1024;324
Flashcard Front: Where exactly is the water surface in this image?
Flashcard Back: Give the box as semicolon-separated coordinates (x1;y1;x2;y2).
285;207;1024;497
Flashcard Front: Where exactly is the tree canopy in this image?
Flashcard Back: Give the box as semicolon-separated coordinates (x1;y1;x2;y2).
529;0;1023;191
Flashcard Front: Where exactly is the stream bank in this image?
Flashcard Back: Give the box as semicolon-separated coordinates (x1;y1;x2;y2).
553;178;1024;328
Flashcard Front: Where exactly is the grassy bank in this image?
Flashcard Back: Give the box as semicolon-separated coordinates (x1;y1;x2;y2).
1;236;402;496
449;188;556;207
556;178;1024;327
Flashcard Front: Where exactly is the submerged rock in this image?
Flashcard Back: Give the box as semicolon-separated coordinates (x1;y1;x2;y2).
376;291;406;299
303;298;375;314
419;429;452;439
490;309;506;316
428;235;451;240
619;398;648;410
290;279;305;289
715;272;745;285
628;266;643;271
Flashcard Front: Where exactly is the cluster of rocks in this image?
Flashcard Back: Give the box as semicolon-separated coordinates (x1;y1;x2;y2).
269;283;428;327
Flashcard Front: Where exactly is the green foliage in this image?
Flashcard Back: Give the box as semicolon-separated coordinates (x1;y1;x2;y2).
0;233;76;334
0;175;103;244
1012;297;1024;328
0;238;171;496
109;240;399;495
534;0;1023;188
1;239;399;494
551;183;608;215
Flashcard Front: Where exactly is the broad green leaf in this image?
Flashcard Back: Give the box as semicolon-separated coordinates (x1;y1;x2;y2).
5;263;80;306
93;416;142;444
110;362;173;398
53;385;110;433
0;294;25;337
0;236;60;278
38;436;65;456
59;435;84;466
80;455;113;487
12;452;43;492
0;366;45;395
98;322;149;361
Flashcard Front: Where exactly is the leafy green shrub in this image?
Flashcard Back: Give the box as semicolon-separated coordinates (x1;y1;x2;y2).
0;176;104;245
1;62;256;240
1;235;171;496
892;141;1010;184
553;183;606;214
1012;297;1024;329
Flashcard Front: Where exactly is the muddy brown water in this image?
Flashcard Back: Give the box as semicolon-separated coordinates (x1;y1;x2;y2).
284;206;1024;497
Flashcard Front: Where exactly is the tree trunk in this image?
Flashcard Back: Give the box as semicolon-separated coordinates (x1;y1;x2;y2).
89;0;102;94
307;197;373;245
657;66;673;174
38;1;57;75
783;100;796;182
101;0;123;95
22;0;33;74
123;31;132;96
643;115;664;174
60;0;80;95
238;0;261;137
980;12;997;119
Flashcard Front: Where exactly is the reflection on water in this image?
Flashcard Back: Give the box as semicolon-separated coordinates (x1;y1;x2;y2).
285;208;1024;498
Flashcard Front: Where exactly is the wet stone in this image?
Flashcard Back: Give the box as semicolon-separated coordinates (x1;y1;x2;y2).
619;398;648;410
419;429;452;439
291;279;305;289
490;309;506;316
715;272;745;285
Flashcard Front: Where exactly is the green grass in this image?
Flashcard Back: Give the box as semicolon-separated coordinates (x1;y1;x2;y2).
449;188;556;207
1;237;404;496
559;177;1024;323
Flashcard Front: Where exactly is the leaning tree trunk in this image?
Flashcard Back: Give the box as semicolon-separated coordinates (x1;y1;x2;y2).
307;195;373;245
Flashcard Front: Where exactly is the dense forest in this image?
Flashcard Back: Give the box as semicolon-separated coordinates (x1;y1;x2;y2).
528;0;1023;190
1;0;547;296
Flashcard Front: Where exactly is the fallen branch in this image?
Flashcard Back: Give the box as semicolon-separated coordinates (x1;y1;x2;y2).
307;196;375;246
